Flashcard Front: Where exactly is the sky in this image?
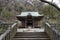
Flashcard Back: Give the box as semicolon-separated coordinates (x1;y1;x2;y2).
27;0;60;8
46;0;60;8
17;0;60;8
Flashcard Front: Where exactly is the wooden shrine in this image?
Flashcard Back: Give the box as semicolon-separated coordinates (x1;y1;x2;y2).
16;12;44;28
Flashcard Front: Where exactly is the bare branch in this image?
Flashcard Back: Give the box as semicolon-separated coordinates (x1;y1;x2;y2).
40;0;60;11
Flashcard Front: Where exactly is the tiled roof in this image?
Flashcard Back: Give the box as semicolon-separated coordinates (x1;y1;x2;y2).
17;12;43;16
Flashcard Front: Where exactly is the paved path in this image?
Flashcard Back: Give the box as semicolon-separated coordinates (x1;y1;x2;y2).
17;28;44;32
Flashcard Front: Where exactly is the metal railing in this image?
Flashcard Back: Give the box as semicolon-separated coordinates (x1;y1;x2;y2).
45;22;60;40
0;23;17;40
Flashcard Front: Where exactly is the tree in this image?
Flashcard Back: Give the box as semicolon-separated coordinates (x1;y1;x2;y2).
40;0;60;11
39;5;60;19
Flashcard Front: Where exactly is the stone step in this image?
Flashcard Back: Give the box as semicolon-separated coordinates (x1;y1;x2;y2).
16;32;46;34
13;38;50;40
15;32;47;36
15;34;48;36
12;32;50;40
14;35;49;38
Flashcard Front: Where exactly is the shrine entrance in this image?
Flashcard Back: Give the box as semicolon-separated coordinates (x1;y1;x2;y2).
26;20;33;28
26;14;33;28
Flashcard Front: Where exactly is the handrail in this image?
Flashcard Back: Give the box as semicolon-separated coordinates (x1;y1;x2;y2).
45;22;59;33
0;23;17;40
0;30;10;40
10;23;17;40
45;22;51;27
11;23;17;28
45;22;59;40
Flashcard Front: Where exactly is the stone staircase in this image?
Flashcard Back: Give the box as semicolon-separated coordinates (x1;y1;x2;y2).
12;32;50;40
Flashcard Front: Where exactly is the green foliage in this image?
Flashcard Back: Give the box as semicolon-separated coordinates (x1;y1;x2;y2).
14;2;24;13
0;26;7;34
39;5;60;19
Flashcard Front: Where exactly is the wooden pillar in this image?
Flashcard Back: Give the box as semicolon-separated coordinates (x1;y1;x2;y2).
34;20;38;28
36;21;38;27
25;20;27;28
33;20;35;28
22;21;25;28
38;21;40;27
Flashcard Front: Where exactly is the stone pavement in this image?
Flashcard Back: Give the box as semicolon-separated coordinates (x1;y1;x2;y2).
17;28;44;32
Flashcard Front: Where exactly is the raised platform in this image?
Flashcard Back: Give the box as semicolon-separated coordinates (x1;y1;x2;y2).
17;28;44;32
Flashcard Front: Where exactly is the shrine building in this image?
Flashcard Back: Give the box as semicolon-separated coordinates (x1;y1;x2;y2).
16;12;44;28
